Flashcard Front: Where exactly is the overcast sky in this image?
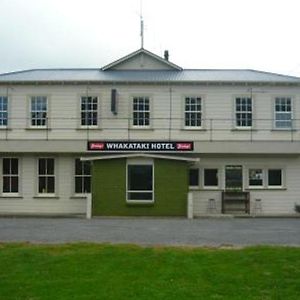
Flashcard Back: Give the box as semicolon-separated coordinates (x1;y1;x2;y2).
1;0;300;76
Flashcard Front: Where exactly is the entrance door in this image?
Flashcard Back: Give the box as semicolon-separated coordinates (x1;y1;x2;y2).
225;165;243;191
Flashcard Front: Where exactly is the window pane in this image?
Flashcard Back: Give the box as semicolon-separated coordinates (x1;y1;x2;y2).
11;177;18;193
189;169;199;186
3;158;10;174
47;177;55;193
75;159;82;175
39;176;46;193
3;176;10;193
83;161;91;175
83;177;91;193
128;165;152;191
204;169;218;186
47;159;54;175
75;177;83;193
11;159;18;175
268;169;282;186
128;192;153;200
249;169;263;186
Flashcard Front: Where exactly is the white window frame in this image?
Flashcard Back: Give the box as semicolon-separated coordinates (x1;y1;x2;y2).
30;96;48;128
74;158;91;194
267;168;283;189
235;96;252;128
132;96;151;128
184;96;202;129
248;168;264;189
274;97;293;129
37;158;55;195
126;158;154;203
2;158;19;196
202;168;219;189
0;96;8;128
80;96;99;128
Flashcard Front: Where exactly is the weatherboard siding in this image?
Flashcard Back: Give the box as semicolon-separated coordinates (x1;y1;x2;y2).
192;156;300;216
0;84;300;142
0;155;86;215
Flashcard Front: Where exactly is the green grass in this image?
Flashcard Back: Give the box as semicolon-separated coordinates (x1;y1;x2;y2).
0;244;299;299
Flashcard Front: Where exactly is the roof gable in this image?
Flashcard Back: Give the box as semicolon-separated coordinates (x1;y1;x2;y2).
102;48;182;71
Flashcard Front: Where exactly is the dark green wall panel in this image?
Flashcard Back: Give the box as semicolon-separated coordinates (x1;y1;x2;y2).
92;158;188;216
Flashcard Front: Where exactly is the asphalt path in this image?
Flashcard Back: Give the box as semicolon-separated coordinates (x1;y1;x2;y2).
0;217;299;247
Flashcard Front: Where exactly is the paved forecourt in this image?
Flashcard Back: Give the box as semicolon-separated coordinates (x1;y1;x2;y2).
0;217;299;246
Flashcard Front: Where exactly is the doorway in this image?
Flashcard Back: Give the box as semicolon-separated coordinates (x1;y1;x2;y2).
225;165;243;191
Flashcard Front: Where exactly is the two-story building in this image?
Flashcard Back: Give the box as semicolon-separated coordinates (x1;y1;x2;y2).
0;48;300;217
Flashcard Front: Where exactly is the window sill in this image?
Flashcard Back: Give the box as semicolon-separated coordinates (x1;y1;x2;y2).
126;201;154;206
231;128;257;131
0;127;11;131
70;195;89;199
270;129;295;132
76;127;101;131
34;195;59;199
0;195;23;199
189;188;222;191
130;127;154;131
245;187;287;191
182;127;206;131
26;127;51;130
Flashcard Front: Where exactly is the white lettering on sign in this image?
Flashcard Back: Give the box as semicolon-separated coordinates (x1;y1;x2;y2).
88;141;193;152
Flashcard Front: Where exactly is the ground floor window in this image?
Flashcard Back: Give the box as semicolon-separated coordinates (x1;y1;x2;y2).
38;158;55;194
268;169;282;187
75;159;91;193
204;168;218;187
2;158;18;194
127;163;153;201
248;169;263;187
225;165;243;191
189;169;199;187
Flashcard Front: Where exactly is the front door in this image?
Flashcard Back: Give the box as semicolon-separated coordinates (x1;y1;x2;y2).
225;165;243;191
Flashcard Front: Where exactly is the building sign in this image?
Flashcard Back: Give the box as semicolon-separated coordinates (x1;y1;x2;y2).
87;141;194;152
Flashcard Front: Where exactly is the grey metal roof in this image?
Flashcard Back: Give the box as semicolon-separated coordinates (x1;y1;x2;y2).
0;68;300;84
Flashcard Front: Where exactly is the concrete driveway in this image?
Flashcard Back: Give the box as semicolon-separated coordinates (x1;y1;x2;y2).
0;217;299;247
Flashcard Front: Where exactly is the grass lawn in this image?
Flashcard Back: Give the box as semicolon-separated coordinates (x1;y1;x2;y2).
0;244;299;299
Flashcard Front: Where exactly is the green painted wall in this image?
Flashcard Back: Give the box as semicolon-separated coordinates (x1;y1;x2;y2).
92;158;188;216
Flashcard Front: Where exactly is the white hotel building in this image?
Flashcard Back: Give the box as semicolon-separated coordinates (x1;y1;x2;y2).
0;48;300;217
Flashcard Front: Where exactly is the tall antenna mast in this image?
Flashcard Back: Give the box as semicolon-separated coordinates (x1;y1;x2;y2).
140;0;144;48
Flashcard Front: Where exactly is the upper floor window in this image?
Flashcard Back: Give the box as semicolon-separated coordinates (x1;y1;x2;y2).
75;159;91;194
0;96;8;127
2;158;18;194
274;97;292;129
81;96;98;126
31;96;47;127
184;97;202;128
38;158;55;194
132;97;150;127
235;97;252;127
